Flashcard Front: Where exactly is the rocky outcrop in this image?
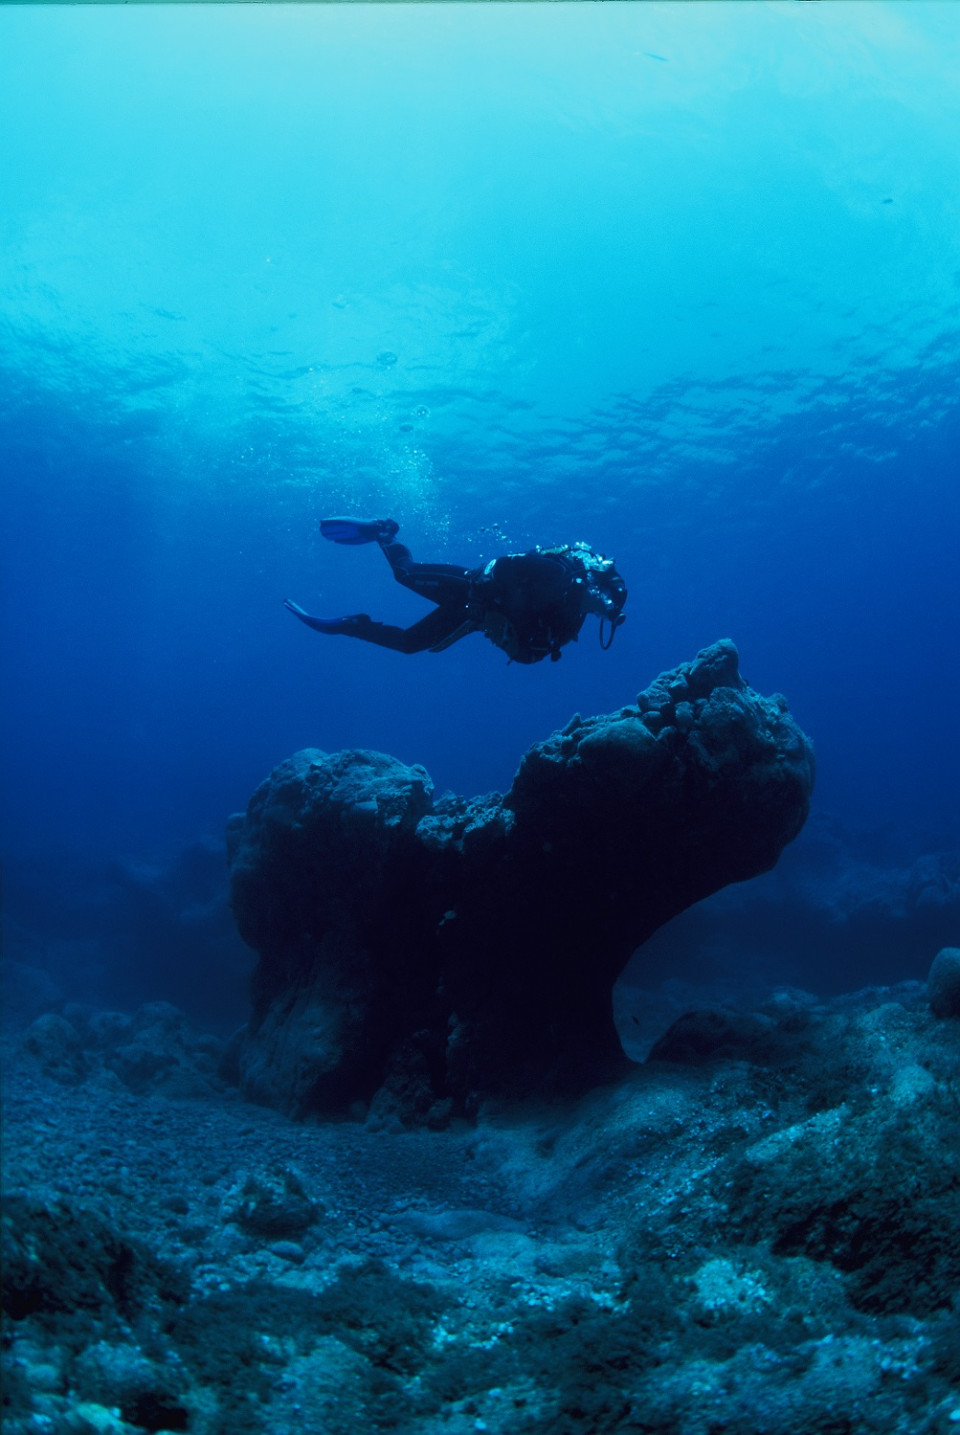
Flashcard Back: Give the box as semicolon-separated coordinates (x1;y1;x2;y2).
18;1001;228;1099
228;641;814;1118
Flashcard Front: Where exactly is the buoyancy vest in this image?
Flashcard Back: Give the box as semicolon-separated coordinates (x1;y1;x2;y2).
469;549;589;663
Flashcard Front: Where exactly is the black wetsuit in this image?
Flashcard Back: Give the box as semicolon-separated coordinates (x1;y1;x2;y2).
356;540;588;663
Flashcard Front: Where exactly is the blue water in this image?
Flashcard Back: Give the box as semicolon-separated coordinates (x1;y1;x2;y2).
2;1;959;878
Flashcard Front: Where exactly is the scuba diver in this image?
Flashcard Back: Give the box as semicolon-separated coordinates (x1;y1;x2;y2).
284;518;627;664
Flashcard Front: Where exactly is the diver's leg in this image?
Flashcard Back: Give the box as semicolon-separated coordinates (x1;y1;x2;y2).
344;604;473;654
285;599;472;654
379;542;473;607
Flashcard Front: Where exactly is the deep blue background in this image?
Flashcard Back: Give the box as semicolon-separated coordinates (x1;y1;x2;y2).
3;3;959;882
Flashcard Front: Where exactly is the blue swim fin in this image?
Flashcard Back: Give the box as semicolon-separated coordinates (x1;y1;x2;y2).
319;517;399;546
284;600;372;635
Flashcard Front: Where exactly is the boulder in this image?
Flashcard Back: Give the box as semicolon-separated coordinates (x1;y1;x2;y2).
929;947;960;1019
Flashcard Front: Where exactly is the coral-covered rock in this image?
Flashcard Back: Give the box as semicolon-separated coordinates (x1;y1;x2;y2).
223;1165;319;1238
228;641;814;1116
1;1192;187;1322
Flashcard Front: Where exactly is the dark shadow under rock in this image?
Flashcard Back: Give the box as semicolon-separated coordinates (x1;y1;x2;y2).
228;640;815;1118
622;815;960;999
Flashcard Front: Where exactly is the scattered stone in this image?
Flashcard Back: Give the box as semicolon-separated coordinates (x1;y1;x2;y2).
268;1240;306;1264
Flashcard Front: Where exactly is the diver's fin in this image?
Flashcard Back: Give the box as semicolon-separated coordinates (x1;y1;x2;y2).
319;517;399;546
284;599;372;635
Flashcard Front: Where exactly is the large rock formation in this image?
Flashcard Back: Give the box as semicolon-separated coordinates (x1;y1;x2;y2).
227;640;814;1119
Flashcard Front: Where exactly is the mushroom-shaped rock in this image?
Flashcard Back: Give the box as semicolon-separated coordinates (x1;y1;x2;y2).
228;641;814;1118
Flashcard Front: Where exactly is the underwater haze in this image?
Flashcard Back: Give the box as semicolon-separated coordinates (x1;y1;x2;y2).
2;2;959;924
7;10;960;1432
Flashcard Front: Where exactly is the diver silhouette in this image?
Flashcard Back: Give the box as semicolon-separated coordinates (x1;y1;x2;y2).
284;518;627;665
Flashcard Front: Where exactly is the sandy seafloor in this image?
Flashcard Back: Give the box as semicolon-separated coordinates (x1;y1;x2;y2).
3;971;960;1435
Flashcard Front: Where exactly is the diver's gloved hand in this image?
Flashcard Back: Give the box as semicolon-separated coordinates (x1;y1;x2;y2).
319;517;399;546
